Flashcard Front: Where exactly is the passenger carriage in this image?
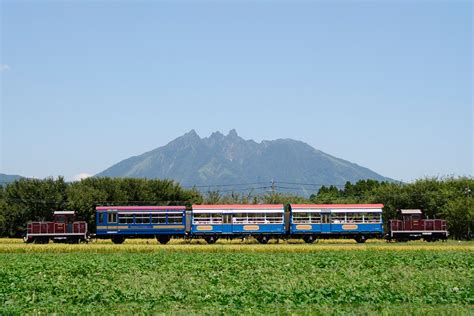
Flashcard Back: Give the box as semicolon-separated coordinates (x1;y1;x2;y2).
191;204;285;244
95;206;187;244
289;204;384;243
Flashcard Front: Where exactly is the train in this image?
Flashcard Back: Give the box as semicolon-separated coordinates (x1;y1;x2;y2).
24;203;449;244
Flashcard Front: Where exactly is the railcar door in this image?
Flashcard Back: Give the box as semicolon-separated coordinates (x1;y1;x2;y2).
321;212;331;233
423;220;434;231
107;211;118;229
54;215;66;234
222;213;232;235
66;214;74;233
311;212;322;232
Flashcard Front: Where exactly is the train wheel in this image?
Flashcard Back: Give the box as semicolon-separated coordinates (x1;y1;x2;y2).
396;239;408;243
111;236;125;244
68;237;79;244
303;235;316;244
355;236;367;244
204;236;218;244
35;237;49;244
23;236;34;244
157;236;171;245
256;236;269;244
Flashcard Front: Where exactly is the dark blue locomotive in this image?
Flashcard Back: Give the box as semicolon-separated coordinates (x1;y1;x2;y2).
96;204;384;244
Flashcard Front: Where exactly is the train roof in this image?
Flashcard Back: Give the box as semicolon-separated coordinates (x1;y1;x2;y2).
192;204;284;210
399;209;422;215
96;206;186;211
53;211;75;215
192;204;284;214
290;204;384;209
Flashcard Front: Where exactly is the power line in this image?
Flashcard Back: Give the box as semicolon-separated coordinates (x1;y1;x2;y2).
276;181;346;187
184;182;269;188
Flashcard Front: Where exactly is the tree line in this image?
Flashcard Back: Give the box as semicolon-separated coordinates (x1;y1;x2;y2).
0;176;472;239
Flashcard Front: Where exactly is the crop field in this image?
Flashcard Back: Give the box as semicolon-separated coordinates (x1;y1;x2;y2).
0;239;473;315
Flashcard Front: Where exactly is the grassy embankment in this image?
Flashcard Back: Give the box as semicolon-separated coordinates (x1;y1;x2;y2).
0;238;472;314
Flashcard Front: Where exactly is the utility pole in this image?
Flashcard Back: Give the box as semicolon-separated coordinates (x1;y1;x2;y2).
271;179;275;194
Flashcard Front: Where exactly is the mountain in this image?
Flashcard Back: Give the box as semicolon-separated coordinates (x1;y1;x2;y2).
96;130;394;195
0;173;23;185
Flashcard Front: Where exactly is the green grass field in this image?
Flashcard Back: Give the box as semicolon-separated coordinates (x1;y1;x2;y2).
0;239;472;315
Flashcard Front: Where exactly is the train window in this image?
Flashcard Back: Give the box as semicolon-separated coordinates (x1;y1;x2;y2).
209;213;222;224
193;213;209;224
151;215;166;224
310;213;321;223
167;214;183;224
135;214;150;224
346;213;364;223
293;213;322;224
193;213;222;224
223;214;232;224
247;213;266;224
118;214;133;224
364;213;380;223
232;213;247;224
331;214;346;224
293;212;310;224
108;212;117;223
56;215;65;223
99;213;105;223
265;213;283;224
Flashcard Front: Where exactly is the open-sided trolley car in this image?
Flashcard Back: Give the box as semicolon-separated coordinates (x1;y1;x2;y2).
289;204;384;243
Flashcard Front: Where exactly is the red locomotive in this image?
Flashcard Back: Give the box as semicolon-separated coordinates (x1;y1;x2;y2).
24;211;88;244
386;209;448;242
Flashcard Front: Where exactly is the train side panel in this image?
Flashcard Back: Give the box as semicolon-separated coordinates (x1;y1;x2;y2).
95;206;187;243
289;204;384;243
191;204;286;243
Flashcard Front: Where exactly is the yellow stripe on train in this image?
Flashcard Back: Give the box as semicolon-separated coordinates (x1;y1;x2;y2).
243;225;260;231
196;225;213;231
296;225;312;230
96;226;129;230
342;224;358;230
153;225;184;229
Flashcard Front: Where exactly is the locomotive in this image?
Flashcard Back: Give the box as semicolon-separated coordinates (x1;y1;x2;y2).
24;211;88;244
24;204;449;244
386;209;448;242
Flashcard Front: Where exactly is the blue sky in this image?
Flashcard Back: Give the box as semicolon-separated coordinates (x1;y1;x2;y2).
1;1;472;182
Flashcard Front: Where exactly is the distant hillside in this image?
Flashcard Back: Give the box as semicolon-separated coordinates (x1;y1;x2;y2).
96;130;394;195
0;173;23;185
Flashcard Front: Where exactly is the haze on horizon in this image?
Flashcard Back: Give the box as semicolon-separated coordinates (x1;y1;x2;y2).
1;1;472;183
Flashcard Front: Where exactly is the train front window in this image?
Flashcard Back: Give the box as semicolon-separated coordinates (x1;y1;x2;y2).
99;213;105;223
